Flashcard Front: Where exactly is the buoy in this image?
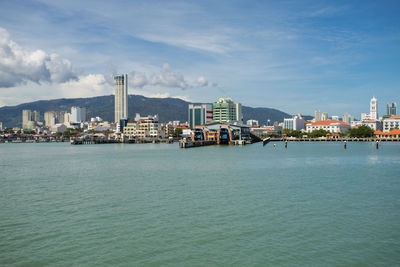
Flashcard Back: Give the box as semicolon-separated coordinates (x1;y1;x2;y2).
285;141;287;149
376;140;379;149
344;141;347;149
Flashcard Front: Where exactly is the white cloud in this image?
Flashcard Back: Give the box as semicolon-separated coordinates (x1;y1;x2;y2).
149;63;188;89
59;74;110;98
0;27;78;88
130;63;214;90
130;71;148;88
197;76;208;87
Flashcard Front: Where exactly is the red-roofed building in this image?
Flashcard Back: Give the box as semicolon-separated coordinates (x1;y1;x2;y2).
306;120;350;133
374;129;400;138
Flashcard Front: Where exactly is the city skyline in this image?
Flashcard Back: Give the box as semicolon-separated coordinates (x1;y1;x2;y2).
0;0;399;117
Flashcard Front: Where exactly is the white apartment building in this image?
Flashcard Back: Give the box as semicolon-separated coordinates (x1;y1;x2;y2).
283;114;305;130
383;115;400;132
124;115;161;138
351;120;383;131
306;120;350;133
123;122;137;139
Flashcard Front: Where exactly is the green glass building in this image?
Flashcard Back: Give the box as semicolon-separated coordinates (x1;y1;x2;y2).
212;97;243;124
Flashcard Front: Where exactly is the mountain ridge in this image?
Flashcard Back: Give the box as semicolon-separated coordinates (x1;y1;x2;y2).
0;95;291;128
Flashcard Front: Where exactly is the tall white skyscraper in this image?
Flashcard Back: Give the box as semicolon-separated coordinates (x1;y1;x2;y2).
370;96;378;120
114;74;128;122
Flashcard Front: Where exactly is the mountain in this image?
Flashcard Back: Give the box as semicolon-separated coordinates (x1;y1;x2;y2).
0;95;290;128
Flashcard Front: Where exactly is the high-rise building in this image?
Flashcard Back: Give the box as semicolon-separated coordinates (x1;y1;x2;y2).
44;111;56;127
22;109;40;129
64;112;71;124
342;112;354;124
370;96;378;120
32;110;40;122
314;110;321;121
188;104;213;128
387;102;397;116
212;97;243;123
22;109;32;129
114;74;128;122
321;112;329;121
342;112;349;124
0;122;3;131
70;106;86;123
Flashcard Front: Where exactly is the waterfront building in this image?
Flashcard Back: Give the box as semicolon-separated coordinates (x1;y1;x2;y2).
351;120;383;131
188;104;213;128
133;115;161;138
123;122;137;139
374;129;400;139
114;74;128;123
387;102;397;116
306;120;350;133
321;112;329;121
383;115;400;132
165;123;175;136
314;110;321;122
370;96;378;120
246;120;259;127
283;114;305;130
212;97;242;124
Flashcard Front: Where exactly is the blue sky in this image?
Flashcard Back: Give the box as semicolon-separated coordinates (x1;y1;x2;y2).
0;0;399;118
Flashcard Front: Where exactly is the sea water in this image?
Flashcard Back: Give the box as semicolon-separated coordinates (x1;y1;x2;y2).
1;142;399;266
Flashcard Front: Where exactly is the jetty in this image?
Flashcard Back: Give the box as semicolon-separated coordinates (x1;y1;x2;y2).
179;123;262;148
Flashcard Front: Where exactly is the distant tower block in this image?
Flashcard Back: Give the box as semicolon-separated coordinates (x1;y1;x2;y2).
114;74;128;122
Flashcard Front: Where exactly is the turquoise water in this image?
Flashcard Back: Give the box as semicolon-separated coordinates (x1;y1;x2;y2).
1;142;399;266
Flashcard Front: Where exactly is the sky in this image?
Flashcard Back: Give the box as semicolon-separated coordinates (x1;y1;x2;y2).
0;0;399;118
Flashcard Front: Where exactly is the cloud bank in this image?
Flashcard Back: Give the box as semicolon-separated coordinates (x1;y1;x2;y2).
130;63;213;90
0;27;78;88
